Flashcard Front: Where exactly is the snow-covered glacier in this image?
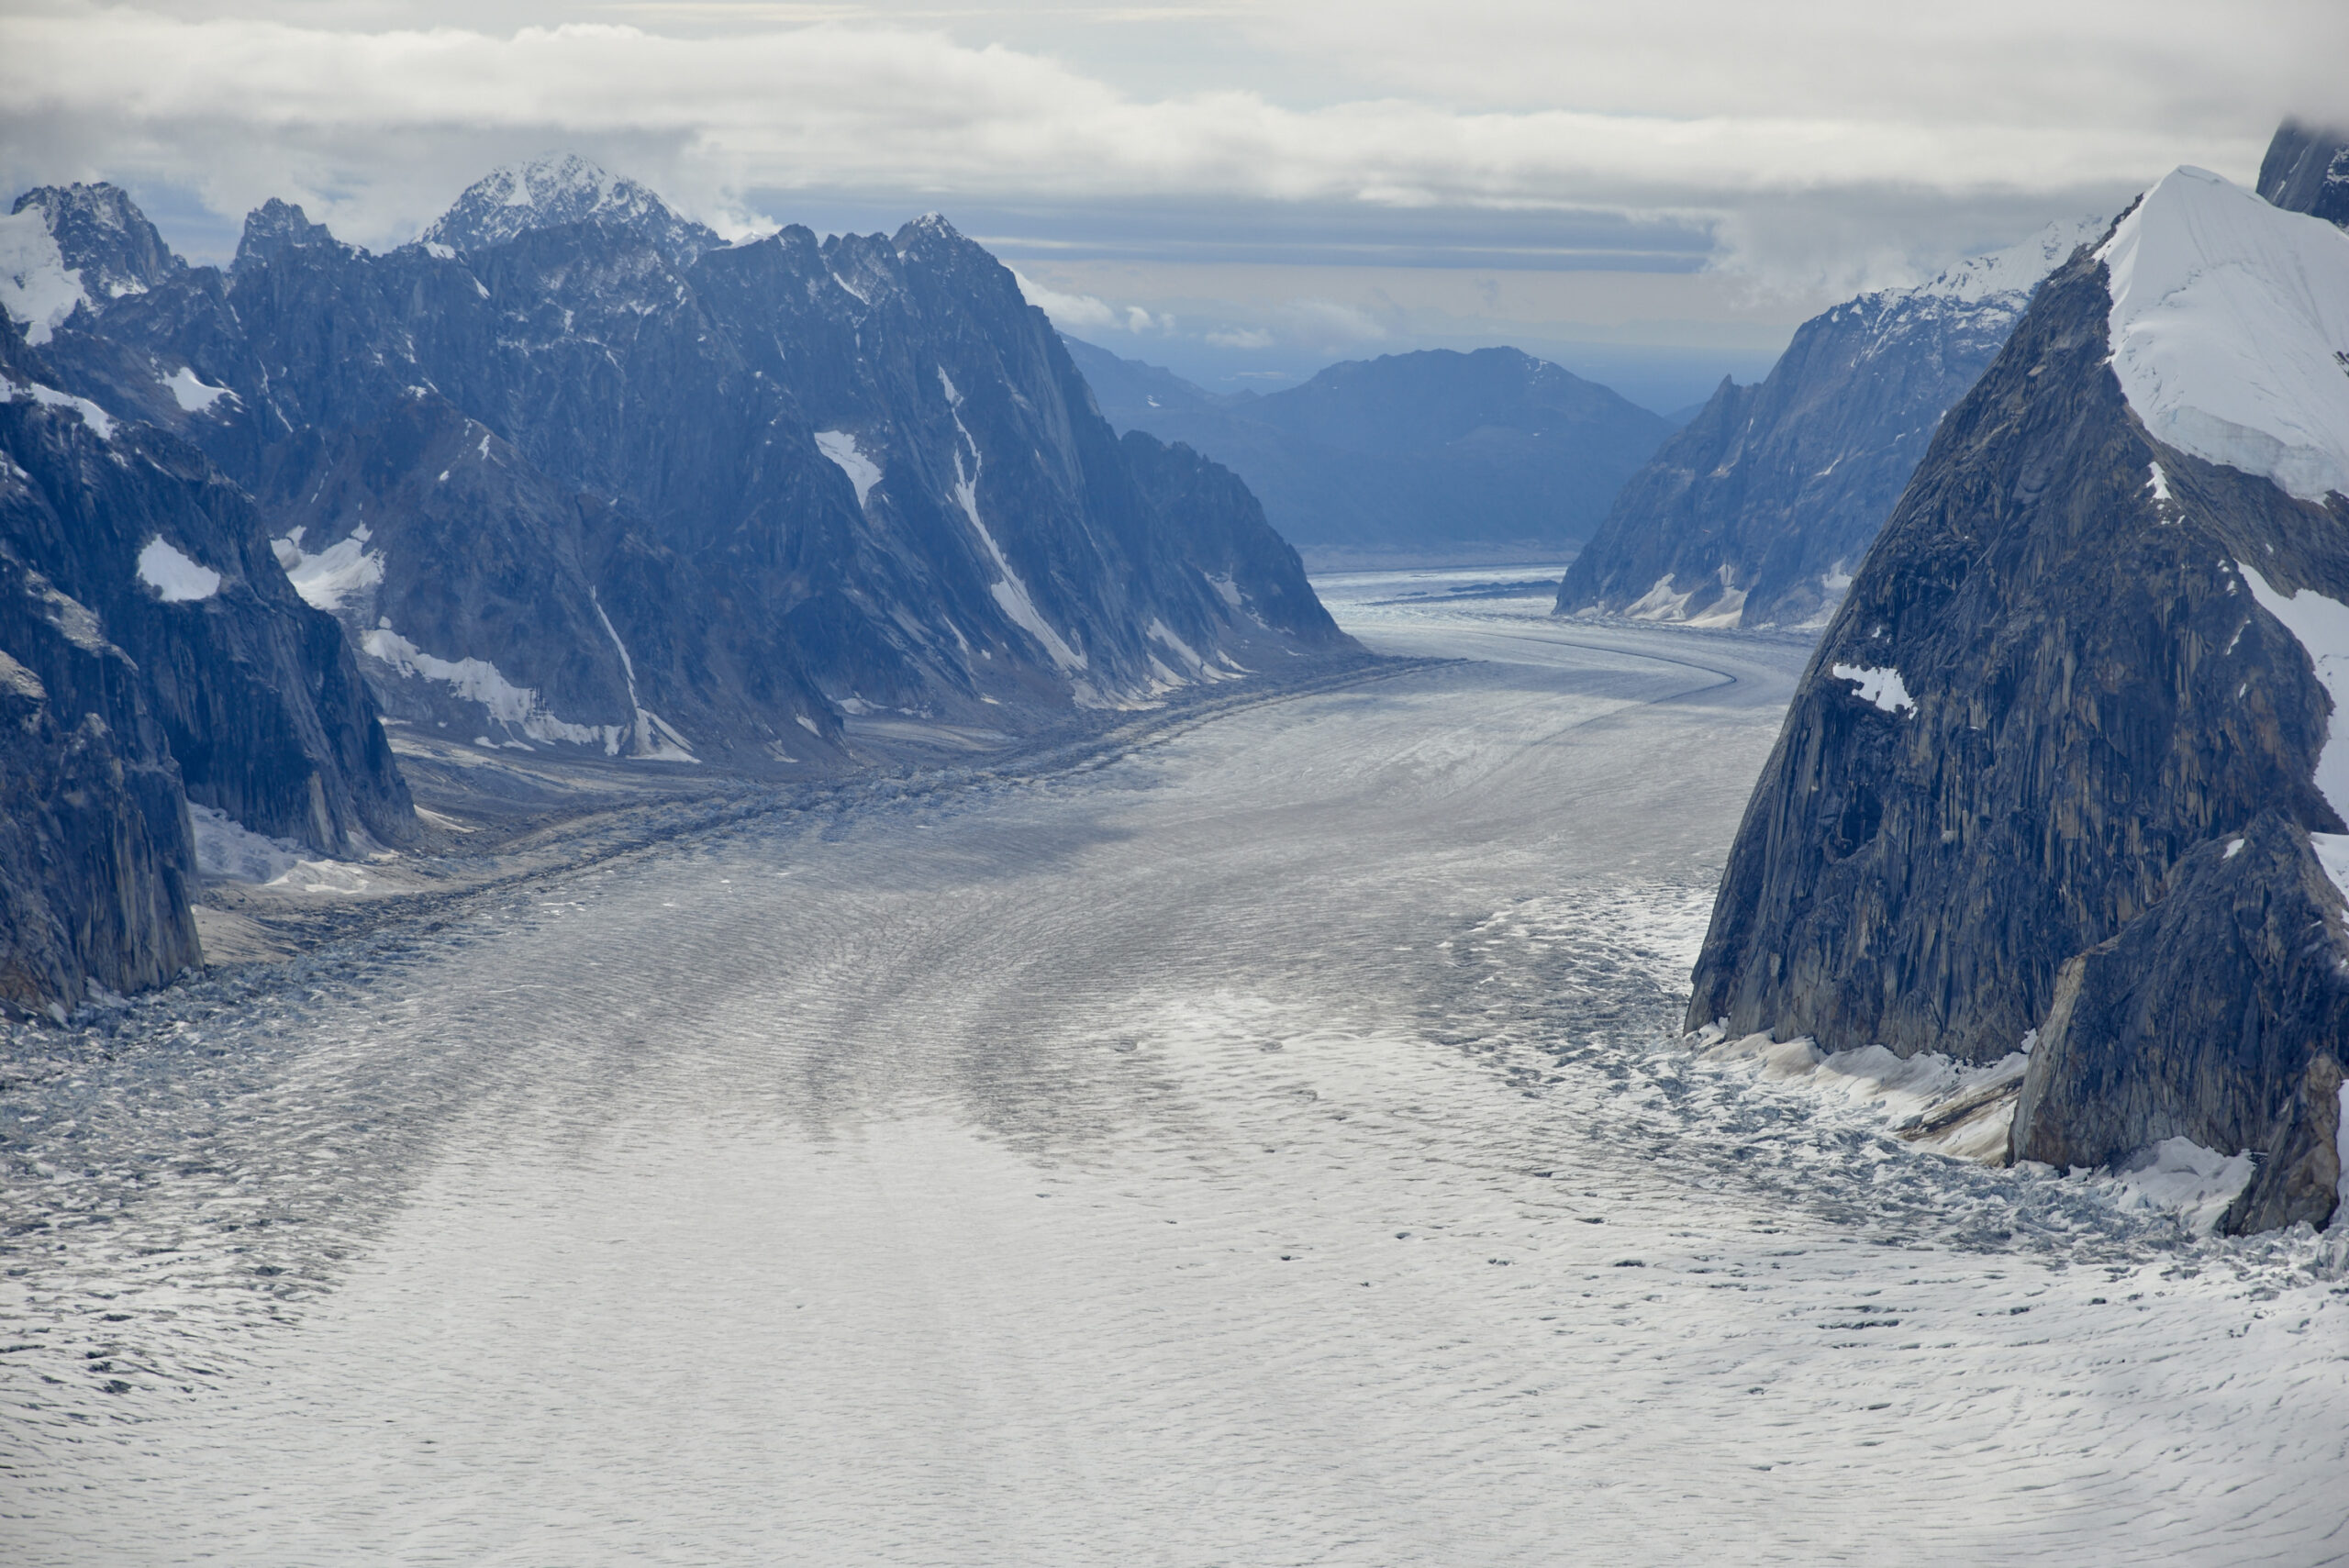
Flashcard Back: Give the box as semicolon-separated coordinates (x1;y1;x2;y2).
1;584;2340;1565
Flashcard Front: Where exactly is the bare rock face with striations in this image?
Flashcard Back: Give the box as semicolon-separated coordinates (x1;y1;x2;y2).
0;301;415;1010
1688;162;2349;1232
26;161;1355;771
2257;119;2349;228
1556;220;2100;629
0;541;200;1016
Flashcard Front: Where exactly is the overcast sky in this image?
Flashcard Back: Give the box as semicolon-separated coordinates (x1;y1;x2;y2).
6;1;2343;406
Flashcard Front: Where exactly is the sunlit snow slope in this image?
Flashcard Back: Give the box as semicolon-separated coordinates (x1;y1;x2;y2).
1;581;2342;1565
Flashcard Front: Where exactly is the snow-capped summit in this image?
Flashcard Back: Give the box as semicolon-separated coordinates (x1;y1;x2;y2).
1911;214;2106;304
421;154;718;263
0;182;183;345
1688;139;2349;1235
11;183;181;300
1556;213;2099;629
2099;164;2349;503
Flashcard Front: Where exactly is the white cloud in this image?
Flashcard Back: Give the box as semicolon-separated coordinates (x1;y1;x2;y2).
6;0;2341;395
6;2;2335;261
1011;269;1168;333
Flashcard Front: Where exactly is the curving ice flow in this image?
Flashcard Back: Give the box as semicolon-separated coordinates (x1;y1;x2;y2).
1;574;2339;1565
2099;166;2349;503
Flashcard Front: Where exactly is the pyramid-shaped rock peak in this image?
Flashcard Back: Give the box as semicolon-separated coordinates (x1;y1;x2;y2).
422;153;718;262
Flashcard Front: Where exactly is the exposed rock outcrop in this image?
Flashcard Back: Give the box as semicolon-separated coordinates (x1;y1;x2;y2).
0;547;200;1014
1687;165;2349;1232
2257;118;2349;228
1555;220;2099;628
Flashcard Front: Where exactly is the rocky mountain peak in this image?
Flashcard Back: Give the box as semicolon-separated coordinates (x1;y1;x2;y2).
1553;214;2091;631
8;183;182;302
891;212;967;253
421;153;719;263
235;198;352;271
2;181;184;347
2257;117;2349;228
1687;161;2349;1233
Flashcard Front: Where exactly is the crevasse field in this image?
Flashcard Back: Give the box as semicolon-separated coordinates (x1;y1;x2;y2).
3;572;2344;1566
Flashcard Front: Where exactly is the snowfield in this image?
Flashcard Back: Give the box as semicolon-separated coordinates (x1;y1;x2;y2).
2100;165;2349;503
1;576;2342;1565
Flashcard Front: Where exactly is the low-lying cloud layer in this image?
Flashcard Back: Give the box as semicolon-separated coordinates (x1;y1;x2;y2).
6;0;2343;399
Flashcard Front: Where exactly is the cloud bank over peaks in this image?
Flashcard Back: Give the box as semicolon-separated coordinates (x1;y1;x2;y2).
3;2;2313;263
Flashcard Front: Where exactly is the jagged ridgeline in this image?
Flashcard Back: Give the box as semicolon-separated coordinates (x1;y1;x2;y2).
1555;218;2101;629
0;154;1357;1009
17;154;1353;769
1689;139;2349;1234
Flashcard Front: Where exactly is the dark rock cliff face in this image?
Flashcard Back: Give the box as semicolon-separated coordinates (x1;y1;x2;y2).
2012;811;2346;1232
1068;339;1670;562
1115;432;1349;649
2;313;414;855
0;547;200;1015
3;301;414;1010
1687;189;2349;1232
1555;225;2091;628
28;165;1353;765
2258;119;2349;227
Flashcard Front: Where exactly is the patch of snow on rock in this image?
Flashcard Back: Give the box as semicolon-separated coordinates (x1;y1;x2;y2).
2338;1080;2348;1220
1624;573;1694;621
272;525;385;611
588;588;698;762
938;374;1086;673
162;366;234;413
0;207;86;345
2099;166;2349;503
2239;563;2349;819
2312;834;2349;902
188;803;306;883
137;538;220;601
814;429;881;508
10;378;115;438
1831;663;1915;713
362;624;624;752
1147;617;1204;670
